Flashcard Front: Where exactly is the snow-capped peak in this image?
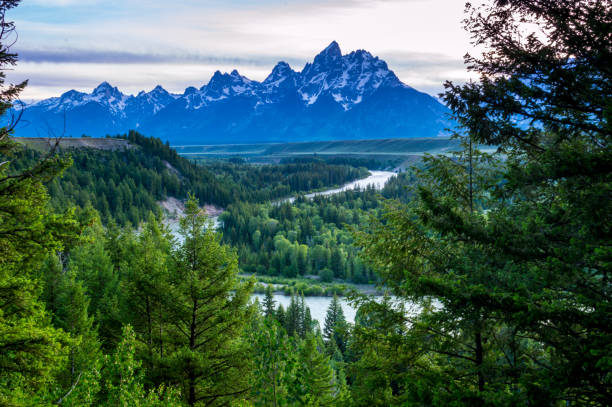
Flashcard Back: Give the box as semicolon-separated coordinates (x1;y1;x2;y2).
19;42;450;142
150;85;167;94
296;41;403;109
92;81;122;97
317;41;342;61
27;42;413;117
263;62;298;90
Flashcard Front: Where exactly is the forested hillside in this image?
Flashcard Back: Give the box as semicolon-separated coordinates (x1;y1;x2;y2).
13;132;369;225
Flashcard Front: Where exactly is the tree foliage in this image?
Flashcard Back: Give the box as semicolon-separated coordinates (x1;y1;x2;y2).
354;0;612;405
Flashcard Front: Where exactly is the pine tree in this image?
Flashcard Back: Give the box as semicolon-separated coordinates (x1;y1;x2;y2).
100;325;182;407
323;295;347;354
263;285;276;319
330;248;343;278
122;213;174;381
439;0;611;403
303;304;314;337
292;334;337;406
285;292;300;337
356;0;612;405
250;318;295;407
275;304;286;327
68;223;121;349
52;271;101;406
169;194;254;406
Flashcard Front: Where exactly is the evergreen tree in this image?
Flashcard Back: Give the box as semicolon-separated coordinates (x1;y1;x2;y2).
302;303;314;338
275;304;286;328
250;317;295;407
39;253;65;321
52;271;101;406
330;248;343;278
439;0;612;403
323;295;347;354
100;325;182;407
122;213;174;382
285;292;300;337
263;285;276;319
347;298;416;407
285;292;314;338
356;0;612;405
0;1;76;403
169;195;254;406
68;223;122;349
292;334;338;406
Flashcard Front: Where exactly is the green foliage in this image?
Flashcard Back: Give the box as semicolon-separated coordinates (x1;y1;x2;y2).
352;1;612;406
221;187;398;283
100;325;182;406
293;334;349;407
263;285;276;319
249;317;295;407
67;223;122;349
5;1;610;405
323;295;348;354
12;132;369;227
169;195;254;406
201;157;369;203
51;266;102;406
283;292;315;338
0;2;77;403
120;213;175;383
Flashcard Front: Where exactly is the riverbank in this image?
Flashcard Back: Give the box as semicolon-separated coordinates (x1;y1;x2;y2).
240;274;382;297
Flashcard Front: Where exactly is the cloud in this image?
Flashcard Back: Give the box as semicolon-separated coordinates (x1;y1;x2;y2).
16;48;303;67
9;0;474;100
26;0;103;5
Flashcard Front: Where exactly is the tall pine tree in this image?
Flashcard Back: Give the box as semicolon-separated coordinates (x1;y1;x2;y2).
169;194;254;406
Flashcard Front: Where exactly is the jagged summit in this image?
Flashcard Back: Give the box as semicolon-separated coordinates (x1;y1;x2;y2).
18;42;451;143
321;41;341;57
93;81;114;92
313;40;342;63
264;61;295;83
92;81;123;99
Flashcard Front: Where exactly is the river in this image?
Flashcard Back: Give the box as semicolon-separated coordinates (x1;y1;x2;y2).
249;172;397;326
252;293;358;326
279;170;396;204
163;170;397;322
165;170;396;236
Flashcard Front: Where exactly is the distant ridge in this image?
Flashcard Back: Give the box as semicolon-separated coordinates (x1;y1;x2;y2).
15;42;452;144
173;137;460;158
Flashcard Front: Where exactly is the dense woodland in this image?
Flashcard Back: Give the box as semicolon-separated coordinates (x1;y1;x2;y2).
1;1;610;406
221;174;416;284
12;132;368;226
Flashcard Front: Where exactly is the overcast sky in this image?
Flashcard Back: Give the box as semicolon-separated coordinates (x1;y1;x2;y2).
8;0;476;100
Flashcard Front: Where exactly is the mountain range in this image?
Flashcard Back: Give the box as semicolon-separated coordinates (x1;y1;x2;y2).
14;41;452;144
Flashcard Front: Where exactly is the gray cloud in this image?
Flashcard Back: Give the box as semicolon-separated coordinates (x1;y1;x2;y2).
17;48;306;68
382;51;464;71
17;47;464;74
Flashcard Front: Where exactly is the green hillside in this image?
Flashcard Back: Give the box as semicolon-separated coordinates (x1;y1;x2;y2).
11;132;370;226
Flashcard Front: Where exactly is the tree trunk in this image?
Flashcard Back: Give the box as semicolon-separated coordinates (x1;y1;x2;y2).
475;330;485;392
188;298;198;406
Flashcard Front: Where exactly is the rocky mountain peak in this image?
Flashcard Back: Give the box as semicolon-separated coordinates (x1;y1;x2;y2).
19;42;450;143
92;81;122;98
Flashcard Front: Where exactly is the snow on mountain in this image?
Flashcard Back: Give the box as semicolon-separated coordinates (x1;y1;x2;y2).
16;42;452;143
